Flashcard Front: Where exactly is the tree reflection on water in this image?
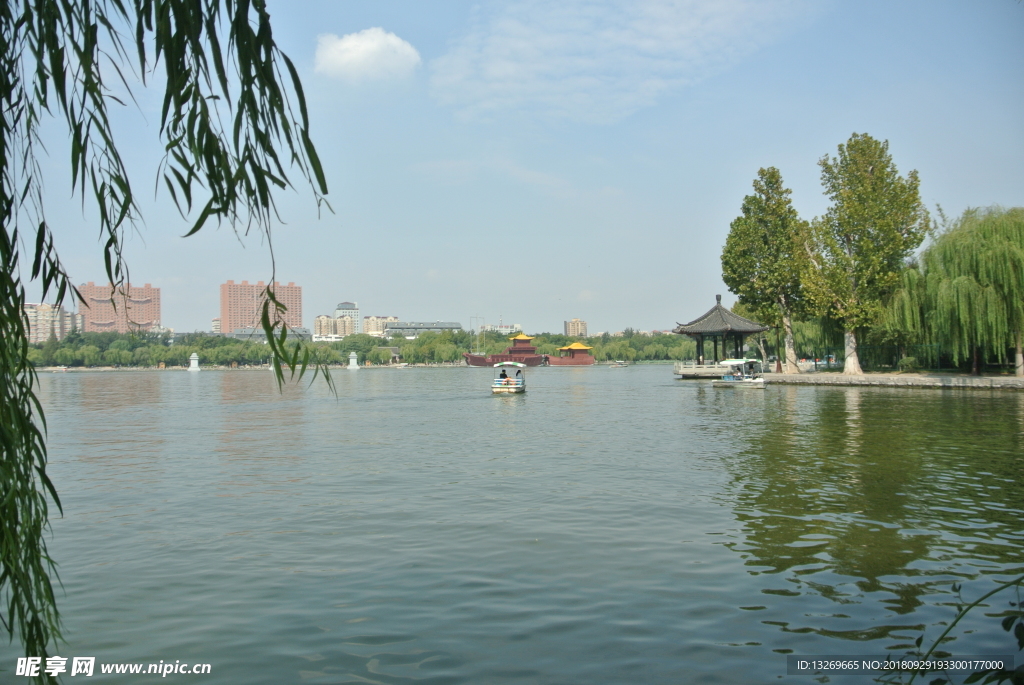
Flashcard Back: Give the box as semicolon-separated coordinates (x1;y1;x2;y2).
708;385;1024;646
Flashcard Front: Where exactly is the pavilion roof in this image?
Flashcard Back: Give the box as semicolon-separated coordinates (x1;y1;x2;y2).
558;342;593;350
510;333;535;340
672;295;768;336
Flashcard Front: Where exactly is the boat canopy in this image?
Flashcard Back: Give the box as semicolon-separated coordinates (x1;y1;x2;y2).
493;361;527;368
720;358;759;366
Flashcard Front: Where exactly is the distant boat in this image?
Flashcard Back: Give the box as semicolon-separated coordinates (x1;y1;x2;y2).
546;341;596;366
492;362;526;394
53;366;68;373
711;359;766;389
608;360;628;368
464;334;546;367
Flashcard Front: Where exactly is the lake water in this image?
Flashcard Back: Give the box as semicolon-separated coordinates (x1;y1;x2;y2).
3;366;1022;683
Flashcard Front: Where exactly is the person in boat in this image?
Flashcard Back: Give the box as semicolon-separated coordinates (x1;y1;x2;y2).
515;369;522;377
499;369;508;379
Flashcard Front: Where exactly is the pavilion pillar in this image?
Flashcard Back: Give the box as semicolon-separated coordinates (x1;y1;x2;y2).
713;338;718;363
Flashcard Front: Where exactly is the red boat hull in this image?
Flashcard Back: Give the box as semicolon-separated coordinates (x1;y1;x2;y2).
545;355;595;366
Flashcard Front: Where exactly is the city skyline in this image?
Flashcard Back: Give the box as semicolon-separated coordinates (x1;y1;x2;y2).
56;281;644;336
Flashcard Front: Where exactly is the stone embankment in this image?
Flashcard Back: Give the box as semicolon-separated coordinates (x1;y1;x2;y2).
768;372;1024;391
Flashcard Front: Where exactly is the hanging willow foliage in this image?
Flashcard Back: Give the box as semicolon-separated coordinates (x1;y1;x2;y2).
2;1;329;676
887;207;1024;370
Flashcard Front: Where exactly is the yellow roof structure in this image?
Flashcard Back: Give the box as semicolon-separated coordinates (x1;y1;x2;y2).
558;342;593;350
510;333;535;340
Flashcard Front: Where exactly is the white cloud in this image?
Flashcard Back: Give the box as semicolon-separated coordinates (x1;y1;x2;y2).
315;28;421;83
430;0;816;123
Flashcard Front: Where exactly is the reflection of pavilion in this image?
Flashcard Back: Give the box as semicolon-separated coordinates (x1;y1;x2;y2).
673;295;767;364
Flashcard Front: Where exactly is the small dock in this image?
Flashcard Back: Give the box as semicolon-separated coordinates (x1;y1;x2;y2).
673;363;1024;390
766;373;1024;391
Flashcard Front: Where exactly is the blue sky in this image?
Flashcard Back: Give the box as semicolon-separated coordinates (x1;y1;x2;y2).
34;0;1024;334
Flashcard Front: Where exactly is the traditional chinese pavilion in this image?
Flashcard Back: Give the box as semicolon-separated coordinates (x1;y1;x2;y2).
672;295;768;364
464;334;546;367
546;341;595;366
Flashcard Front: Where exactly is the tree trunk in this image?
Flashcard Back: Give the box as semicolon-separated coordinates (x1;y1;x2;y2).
756;336;768;369
782;311;800;374
972;346;980;376
842;329;863;375
1015;330;1023;378
774;328;783;374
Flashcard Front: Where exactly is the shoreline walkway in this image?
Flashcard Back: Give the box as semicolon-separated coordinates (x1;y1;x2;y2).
766;372;1024;391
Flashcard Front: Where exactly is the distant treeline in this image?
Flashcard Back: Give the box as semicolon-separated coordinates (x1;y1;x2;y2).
28;329;700;367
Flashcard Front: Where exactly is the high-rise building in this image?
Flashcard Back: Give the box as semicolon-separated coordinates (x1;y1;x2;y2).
23;303;82;343
333;302;360;333
220;280;302;335
79;282;161;334
211;318;221;334
564;318;588;337
363;315;399;336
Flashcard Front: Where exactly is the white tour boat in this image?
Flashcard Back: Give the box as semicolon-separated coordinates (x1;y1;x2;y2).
492;362;526;394
711;359;766;389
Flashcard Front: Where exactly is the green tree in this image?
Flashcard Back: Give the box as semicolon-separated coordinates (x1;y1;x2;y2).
132;346;153;367
102;348;133;366
53;348;78;367
367;347;394;365
803;133;929;374
39;335;60;367
888;207;1024;375
721;167;808;373
78;345;102;367
1;0;326;674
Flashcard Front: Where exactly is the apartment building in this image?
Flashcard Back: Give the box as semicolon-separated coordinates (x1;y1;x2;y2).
220;280;302;334
23;303;82;343
313;314;357;339
564;318;588;337
79;282;161;334
333;302;360;333
363;315;399;336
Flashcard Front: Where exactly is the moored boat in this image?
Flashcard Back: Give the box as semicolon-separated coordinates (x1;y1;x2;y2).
464;334;546;367
546;341;596;366
492;362;526;394
711;359;766;389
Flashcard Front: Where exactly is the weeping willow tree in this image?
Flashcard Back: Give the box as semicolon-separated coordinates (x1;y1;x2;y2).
2;1;328;676
887;207;1024;375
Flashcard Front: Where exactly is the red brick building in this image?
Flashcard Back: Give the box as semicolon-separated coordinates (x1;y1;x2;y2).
220;280;302;335
79;282;161;334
